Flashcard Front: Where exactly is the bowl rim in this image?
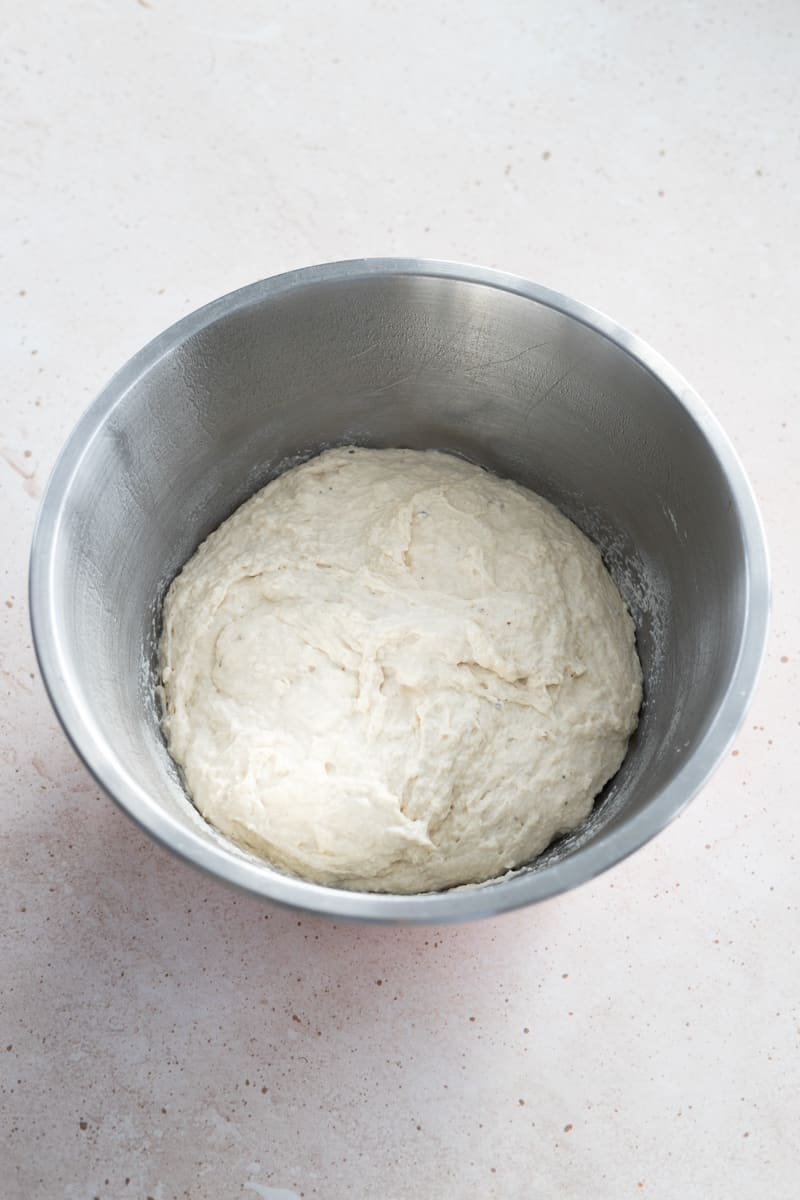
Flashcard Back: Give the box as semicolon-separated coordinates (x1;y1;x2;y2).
29;257;770;923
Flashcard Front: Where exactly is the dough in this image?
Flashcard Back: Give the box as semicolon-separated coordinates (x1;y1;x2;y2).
159;447;642;893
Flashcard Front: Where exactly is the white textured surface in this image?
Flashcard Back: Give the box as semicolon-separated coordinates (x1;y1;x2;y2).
2;2;798;1198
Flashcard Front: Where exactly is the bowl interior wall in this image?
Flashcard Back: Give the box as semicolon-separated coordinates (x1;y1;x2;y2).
51;274;747;873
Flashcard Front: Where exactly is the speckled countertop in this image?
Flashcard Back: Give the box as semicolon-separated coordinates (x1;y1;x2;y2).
2;3;798;1198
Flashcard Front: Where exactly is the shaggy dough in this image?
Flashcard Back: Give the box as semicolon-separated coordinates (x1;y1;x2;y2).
159;447;642;893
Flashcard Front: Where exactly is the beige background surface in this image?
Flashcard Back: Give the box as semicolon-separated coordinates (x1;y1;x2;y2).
2;2;798;1197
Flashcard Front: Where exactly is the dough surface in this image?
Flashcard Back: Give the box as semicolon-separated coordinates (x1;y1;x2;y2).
159;447;642;893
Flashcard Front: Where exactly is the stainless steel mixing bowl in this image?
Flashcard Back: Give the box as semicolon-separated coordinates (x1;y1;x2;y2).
29;259;769;921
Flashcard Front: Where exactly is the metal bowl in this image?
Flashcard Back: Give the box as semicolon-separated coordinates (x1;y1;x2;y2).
29;259;769;922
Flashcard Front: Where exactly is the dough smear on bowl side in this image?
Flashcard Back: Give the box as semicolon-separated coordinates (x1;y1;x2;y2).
158;447;643;893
